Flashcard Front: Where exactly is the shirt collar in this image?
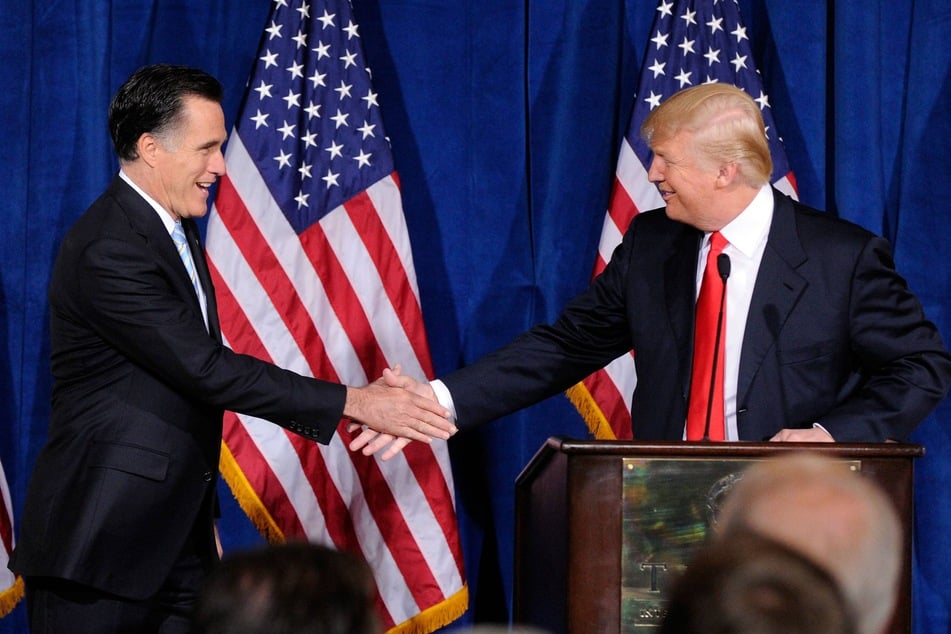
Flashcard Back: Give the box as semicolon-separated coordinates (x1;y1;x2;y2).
717;184;773;257
119;170;178;235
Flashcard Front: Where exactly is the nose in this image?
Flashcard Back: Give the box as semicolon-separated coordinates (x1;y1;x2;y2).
647;155;663;182
210;148;226;176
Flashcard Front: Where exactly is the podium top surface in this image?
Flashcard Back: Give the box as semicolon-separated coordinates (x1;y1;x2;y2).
516;436;924;485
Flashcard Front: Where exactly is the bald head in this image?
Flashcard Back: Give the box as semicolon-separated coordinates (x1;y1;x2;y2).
717;453;902;634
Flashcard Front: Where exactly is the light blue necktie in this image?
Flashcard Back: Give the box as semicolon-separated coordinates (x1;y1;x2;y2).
171;221;202;299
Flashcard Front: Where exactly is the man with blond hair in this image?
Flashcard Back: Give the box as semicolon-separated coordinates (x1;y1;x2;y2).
716;453;902;634
352;82;950;456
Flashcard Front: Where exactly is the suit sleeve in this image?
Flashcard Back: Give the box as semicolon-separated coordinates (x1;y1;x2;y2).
74;235;346;442
441;220;641;429
816;235;951;441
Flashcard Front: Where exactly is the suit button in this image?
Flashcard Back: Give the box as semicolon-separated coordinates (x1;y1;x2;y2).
203;471;213;482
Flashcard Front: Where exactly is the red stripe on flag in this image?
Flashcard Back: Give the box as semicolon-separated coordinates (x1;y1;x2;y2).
399;443;465;573
297;221;390;378
343;185;434;377
206;223;369;549
209;202;453;623
0;495;12;557
214;178;339;379
221;411;307;538
337;432;447;613
208;256;329;536
209;251;407;627
582;371;633;439
340;189;463;564
607;177;638;230
284;433;360;549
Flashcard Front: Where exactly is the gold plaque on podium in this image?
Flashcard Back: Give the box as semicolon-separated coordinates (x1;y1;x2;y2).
621;458;755;629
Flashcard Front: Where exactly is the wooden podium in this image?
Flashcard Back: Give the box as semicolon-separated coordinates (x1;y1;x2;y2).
513;437;922;633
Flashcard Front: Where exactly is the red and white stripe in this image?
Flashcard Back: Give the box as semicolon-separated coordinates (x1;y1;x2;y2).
0;458;22;617
207;132;465;631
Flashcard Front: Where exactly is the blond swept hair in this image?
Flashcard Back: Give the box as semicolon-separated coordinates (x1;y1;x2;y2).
641;83;772;187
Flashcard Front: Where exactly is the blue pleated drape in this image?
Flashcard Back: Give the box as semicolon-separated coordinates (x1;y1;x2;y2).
1;1;948;631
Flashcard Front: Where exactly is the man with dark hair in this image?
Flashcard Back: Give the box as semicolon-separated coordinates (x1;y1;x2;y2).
9;64;454;632
192;542;380;634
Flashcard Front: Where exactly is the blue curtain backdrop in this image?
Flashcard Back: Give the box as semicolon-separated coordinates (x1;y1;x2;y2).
1;0;948;631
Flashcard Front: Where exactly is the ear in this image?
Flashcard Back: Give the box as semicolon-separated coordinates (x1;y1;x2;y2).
715;161;739;188
136;133;161;168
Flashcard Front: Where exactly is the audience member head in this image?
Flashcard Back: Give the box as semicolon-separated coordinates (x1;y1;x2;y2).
192;540;380;634
661;530;855;634
716;453;902;634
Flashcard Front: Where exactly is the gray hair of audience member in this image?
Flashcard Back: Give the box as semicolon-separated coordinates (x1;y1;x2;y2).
716;453;902;634
660;530;856;634
192;541;380;634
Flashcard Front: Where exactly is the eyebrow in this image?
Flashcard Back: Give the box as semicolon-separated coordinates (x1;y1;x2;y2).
197;138;225;150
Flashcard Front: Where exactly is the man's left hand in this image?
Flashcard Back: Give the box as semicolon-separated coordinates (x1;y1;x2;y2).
769;427;834;442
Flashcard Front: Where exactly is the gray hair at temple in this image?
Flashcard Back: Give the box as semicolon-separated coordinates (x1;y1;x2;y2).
716;453;903;634
640;83;772;188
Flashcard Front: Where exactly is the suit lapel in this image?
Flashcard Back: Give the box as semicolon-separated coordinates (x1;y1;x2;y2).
665;228;703;398
736;190;808;404
110;177;219;339
111;178;189;286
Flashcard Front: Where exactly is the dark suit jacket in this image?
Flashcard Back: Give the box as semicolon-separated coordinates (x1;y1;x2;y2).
11;176;347;600
442;189;951;442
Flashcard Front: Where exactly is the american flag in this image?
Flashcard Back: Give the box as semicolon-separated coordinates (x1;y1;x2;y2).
566;0;797;440
0;458;22;616
206;0;466;631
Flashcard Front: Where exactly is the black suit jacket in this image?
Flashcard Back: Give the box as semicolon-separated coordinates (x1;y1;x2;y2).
442;189;951;442
11;176;347;599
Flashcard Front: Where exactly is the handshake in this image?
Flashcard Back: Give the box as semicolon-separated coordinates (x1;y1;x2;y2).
343;366;454;461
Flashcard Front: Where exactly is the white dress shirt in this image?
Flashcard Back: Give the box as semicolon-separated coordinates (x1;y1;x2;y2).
698;184;773;440
119;171;209;331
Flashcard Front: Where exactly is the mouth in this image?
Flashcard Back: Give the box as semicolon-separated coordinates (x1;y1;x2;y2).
197;181;215;195
658;188;675;201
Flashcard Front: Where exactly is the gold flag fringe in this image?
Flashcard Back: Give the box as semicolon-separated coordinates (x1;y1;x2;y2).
0;576;24;618
218;441;286;544
387;585;469;634
218;441;468;633
566;382;618;440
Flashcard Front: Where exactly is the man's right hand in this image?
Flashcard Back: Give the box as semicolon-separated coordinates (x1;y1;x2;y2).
347;366;443;460
342;370;454;447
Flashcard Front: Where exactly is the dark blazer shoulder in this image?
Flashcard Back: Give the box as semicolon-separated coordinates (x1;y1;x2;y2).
618;207;701;261
92;176;168;237
773;189;877;247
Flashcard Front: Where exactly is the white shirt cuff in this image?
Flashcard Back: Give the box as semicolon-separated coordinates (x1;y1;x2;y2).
430;379;458;424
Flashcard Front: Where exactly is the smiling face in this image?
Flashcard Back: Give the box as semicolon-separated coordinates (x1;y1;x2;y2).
647;129;726;231
148;96;227;220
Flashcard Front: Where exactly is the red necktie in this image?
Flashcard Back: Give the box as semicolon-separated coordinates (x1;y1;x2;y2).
686;231;728;441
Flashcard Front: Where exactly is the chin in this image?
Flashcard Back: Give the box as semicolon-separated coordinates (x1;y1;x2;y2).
664;206;684;222
182;205;209;219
